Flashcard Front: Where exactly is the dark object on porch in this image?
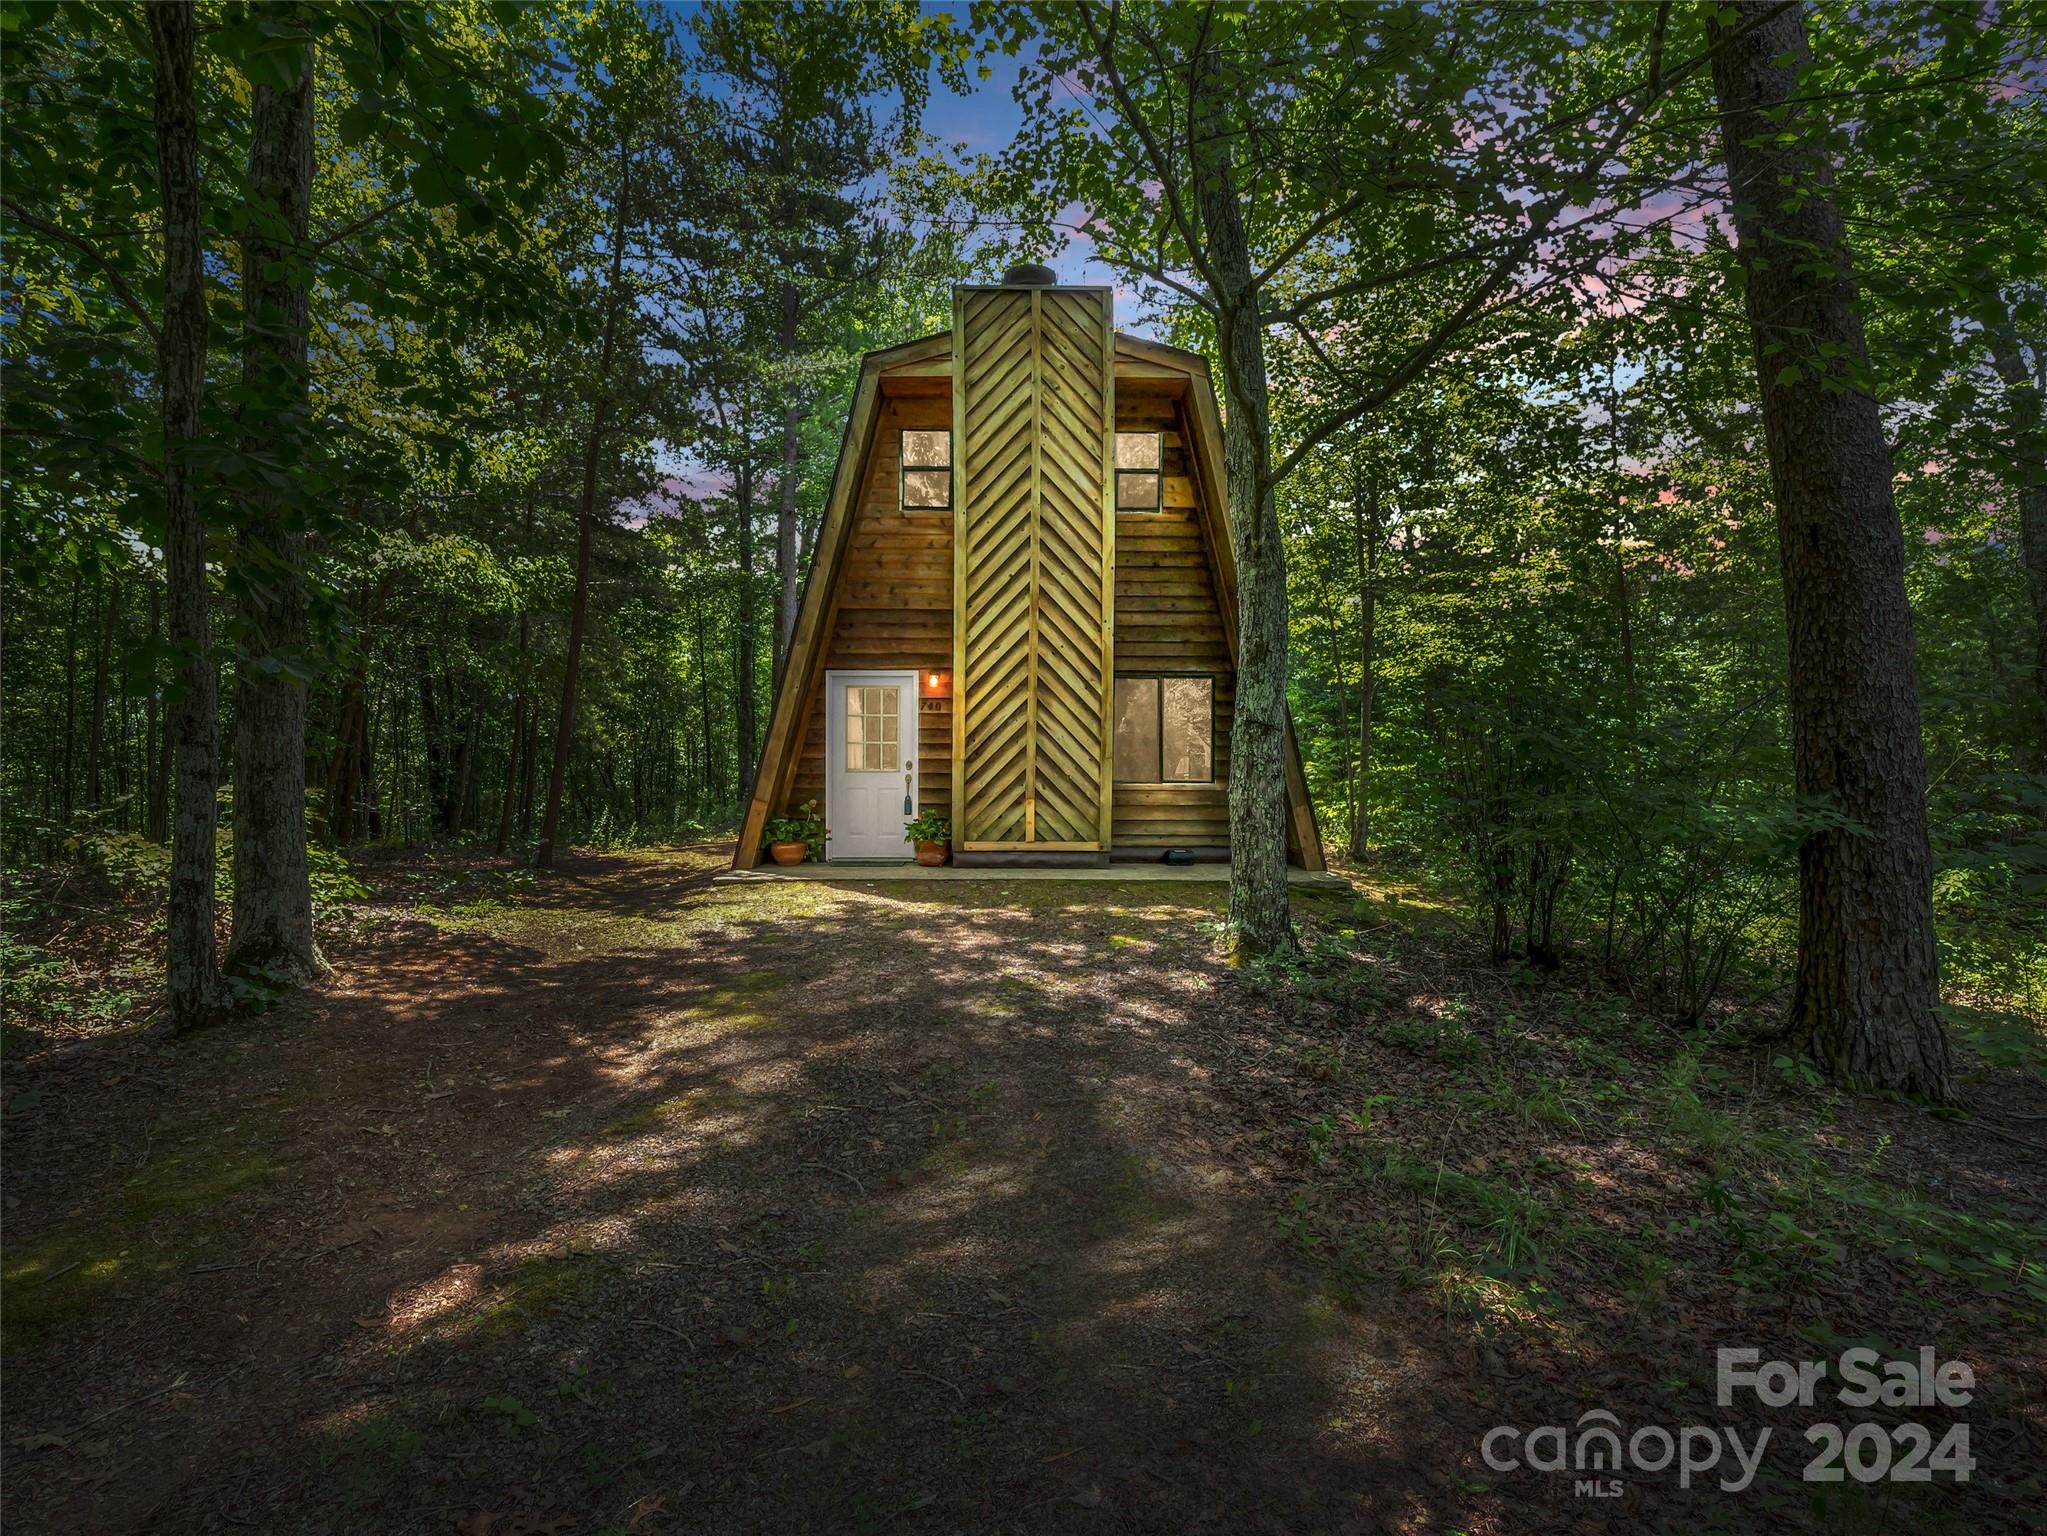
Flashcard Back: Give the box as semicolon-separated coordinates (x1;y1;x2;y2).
1113;845;1228;864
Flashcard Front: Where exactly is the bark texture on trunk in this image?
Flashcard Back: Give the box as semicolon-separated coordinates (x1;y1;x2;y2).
773;277;802;689
450;685;481;837
146;582;167;843
536;389;611;870
148;0;225;1028
537;146;630;871
1189;45;1293;955
1349;473;1380;863
495;444;538;855
734;443;758;801
88;570;110;809
1985;320;2047;764
225;20;323;987
495;608;531;856
1709;0;1950;1098
417;657;450;829
63;572;78;821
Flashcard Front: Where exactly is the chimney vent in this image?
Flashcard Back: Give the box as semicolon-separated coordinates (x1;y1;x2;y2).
1000;261;1057;287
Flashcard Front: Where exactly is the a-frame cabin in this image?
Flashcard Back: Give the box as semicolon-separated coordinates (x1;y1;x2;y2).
735;267;1323;871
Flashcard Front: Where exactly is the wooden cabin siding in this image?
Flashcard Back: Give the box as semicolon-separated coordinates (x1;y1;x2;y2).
1112;396;1234;847
782;394;954;830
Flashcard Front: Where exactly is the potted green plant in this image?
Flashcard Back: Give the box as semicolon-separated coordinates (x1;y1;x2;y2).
762;799;827;866
903;808;950;866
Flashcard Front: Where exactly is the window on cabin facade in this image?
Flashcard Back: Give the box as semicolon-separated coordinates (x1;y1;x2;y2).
900;429;952;509
1115;431;1162;511
1113;674;1213;782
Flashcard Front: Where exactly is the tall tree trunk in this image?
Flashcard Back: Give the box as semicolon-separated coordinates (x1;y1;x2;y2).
324;572;388;844
1708;0;1949;1098
495;609;531;856
693;597;717;804
87;567;110;810
1607;364;1640;718
1984;318;2047;765
735;442;759;801
1188;44;1294;955
145;581;167;842
416;658;451;832
62;569;79;823
1349;472;1380;863
450;685;481;839
521;706;539;839
357;681;381;840
538;142;630;871
773;277;802;688
114;581;132;821
225;14;322;987
495;443;538;855
325;686;359;844
148;0;225;1027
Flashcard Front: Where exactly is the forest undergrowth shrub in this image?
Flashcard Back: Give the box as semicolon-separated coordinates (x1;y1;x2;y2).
1276;891;2045;1348
1927;773;2047;1019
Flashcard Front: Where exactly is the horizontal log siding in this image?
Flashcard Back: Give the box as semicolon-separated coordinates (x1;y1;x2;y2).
784;395;955;831
1111;397;1233;847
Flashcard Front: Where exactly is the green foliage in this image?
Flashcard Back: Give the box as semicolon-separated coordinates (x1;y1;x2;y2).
307;843;371;911
762;799;827;860
902;808;950;844
0;897;62;1022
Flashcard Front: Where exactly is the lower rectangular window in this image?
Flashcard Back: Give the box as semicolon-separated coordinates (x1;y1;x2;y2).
1113;675;1213;783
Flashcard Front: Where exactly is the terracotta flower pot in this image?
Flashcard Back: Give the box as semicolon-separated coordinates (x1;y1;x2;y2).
914;839;948;867
769;842;806;866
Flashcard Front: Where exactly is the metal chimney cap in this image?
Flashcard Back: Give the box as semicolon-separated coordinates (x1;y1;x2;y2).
1000;261;1057;286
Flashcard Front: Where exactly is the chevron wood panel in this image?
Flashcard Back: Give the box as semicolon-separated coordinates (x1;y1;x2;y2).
1032;289;1111;845
954;286;1114;850
958;288;1035;843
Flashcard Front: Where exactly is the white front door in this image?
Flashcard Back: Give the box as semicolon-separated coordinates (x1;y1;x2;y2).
825;670;918;861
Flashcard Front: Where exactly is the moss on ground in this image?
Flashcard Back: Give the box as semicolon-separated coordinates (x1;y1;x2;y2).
458;1251;609;1342
3;1134;281;1347
683;970;782;1028
598;1082;752;1138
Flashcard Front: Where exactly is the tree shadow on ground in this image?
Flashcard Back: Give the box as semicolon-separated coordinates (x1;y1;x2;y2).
2;851;1463;1534
10;849;2039;1535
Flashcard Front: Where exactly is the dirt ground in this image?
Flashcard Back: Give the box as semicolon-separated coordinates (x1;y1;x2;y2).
3;847;2042;1535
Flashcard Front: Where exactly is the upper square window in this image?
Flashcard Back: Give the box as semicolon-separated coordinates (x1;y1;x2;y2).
900;429;952;510
1115;431;1162;511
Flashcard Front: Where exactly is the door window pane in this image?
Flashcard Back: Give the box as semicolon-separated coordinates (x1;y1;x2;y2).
846;685;900;772
1161;677;1212;782
1114;677;1160;781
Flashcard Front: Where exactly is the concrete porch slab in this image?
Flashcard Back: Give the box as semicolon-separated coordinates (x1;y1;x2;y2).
716;863;1352;892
